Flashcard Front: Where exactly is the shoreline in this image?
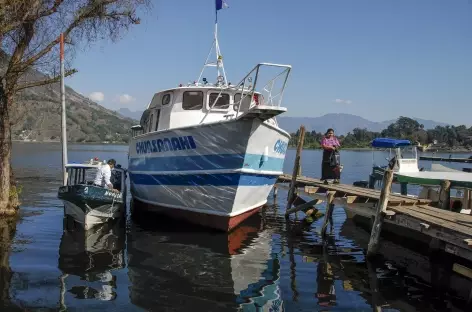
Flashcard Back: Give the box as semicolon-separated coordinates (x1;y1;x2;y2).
12;140;128;146
288;146;472;153
13;140;472;154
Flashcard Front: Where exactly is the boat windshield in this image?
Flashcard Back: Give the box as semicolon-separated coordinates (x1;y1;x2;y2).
372;145;418;167
66;167;124;191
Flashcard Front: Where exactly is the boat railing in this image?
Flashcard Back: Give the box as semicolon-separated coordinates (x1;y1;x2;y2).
200;63;291;124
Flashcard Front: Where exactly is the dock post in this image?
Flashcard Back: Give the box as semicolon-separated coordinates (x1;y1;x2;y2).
273;186;278;199
60;33;68;186
437;180;451;210
321;191;336;237
367;167;394;258
285;125;306;213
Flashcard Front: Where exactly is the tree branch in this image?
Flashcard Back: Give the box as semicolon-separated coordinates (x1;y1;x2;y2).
14;68;77;92
18;0;138;72
38;0;65;18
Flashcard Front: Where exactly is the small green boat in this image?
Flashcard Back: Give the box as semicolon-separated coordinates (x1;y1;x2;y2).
58;160;127;229
364;138;472;213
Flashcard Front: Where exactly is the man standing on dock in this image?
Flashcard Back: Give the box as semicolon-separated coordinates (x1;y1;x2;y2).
93;159;119;192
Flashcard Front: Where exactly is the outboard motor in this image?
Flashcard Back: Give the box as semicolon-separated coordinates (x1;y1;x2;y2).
111;164;123;191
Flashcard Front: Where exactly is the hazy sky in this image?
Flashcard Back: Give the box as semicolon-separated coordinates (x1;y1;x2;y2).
67;0;471;125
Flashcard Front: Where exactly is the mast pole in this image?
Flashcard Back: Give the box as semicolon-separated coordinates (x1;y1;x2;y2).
196;3;228;85
60;33;68;186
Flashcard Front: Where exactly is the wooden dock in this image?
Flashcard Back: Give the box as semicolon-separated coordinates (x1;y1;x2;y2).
275;174;472;261
277;125;472;267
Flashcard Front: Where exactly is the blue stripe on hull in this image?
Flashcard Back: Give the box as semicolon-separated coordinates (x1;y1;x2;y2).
129;153;285;172
129;172;278;186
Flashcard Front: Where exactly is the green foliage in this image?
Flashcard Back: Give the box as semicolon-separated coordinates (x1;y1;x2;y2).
289;117;472;149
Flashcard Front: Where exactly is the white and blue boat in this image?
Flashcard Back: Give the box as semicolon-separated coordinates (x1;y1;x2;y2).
127;2;292;231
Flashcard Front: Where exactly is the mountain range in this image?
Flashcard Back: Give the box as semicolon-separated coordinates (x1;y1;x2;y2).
116;108;449;135
1;51;136;143
275;114;449;135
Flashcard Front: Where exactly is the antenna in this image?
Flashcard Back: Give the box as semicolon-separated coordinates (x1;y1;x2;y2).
197;1;228;86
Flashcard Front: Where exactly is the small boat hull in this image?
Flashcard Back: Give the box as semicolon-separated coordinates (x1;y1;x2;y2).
58;185;125;230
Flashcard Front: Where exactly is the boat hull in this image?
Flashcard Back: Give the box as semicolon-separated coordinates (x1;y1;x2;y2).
62;201;125;230
58;185;125;230
128;118;289;231
133;198;262;231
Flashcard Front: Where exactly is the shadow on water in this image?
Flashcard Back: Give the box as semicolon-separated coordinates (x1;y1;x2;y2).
261;197;472;312
128;210;283;312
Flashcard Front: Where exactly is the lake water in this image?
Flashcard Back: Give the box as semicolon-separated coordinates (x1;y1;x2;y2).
2;142;472;311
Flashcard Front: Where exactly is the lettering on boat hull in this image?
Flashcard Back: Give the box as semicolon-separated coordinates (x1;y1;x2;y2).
136;136;197;155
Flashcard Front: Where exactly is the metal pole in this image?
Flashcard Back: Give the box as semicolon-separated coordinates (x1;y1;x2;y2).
60;33;68;186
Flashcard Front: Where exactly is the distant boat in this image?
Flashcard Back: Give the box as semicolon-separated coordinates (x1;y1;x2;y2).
127;3;292;231
57;159;127;229
361;138;472;214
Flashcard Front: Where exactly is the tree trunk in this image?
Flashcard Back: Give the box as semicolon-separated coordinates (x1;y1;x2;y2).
0;80;17;215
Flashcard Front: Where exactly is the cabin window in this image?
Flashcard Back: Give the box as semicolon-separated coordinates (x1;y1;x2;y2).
182;91;203;110
209;93;230;109
148;114;154;133
162;94;171;105
155;109;161;131
234;93;252;112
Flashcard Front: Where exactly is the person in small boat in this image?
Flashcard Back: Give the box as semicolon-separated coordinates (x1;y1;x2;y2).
111;164;122;191
321;128;341;184
93;159;119;192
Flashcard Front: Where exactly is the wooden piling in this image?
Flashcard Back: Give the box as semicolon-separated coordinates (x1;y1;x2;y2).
321;191;336;237
286;125;306;212
367;168;394;257
437;180;451;211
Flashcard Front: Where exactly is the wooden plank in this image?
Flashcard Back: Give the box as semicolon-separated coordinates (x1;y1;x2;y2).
387;212;472;257
452;263;472;279
297;175;429;203
304;186;319;194
390;205;472;236
285;199;321;216
415;204;472;224
278;175;431;209
282;175;423;204
406;205;472;228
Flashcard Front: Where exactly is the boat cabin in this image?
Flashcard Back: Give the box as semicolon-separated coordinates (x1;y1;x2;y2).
370;138;419;173
131;85;265;136
65;160;127;192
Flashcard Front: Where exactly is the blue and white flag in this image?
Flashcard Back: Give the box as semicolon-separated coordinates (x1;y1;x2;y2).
216;0;229;11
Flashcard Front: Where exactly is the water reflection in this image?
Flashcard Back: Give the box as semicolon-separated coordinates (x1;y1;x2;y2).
58;215;125;307
127;212;283;311
0;217;18;311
